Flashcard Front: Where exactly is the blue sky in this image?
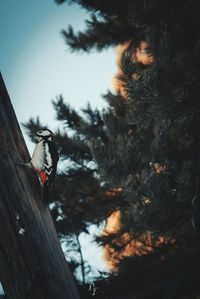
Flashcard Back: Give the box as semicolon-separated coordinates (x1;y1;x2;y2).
0;0;115;289
0;0;116;152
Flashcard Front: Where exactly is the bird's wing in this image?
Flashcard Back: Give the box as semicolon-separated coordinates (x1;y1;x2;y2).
44;141;59;182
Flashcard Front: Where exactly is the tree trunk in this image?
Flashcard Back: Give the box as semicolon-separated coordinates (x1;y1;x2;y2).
0;73;80;299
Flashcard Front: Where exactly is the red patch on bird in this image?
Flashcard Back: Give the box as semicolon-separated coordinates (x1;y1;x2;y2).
32;166;47;186
33;169;47;186
38;171;47;185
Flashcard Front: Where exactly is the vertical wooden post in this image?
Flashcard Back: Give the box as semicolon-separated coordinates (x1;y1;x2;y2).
0;74;80;299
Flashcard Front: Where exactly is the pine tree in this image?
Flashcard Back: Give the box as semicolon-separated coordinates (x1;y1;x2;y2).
54;0;200;243
23;96;123;283
25;1;200;297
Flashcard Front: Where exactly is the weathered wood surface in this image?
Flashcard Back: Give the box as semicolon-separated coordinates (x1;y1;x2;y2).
0;73;80;299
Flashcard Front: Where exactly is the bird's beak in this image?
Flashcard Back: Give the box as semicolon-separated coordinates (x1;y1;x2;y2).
29;134;38;141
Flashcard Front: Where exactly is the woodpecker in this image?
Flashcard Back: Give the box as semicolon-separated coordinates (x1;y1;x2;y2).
31;128;59;203
17;129;59;204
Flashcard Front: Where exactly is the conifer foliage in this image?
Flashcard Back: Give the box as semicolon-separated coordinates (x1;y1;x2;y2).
23;97;122;281
56;0;200;241
25;0;200;288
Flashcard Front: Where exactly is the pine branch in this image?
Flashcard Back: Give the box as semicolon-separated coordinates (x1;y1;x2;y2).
22;117;47;143
52;95;84;129
61;18;135;52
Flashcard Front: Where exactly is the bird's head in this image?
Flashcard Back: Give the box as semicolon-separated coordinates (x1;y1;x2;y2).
35;128;53;141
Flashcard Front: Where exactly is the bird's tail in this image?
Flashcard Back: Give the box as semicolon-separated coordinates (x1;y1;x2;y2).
42;182;49;206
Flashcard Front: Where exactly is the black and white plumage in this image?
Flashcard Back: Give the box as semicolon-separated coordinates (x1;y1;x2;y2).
30;129;59;203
